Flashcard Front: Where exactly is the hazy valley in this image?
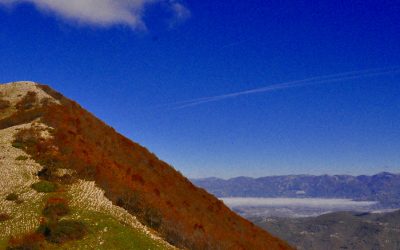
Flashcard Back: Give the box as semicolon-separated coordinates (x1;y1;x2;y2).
252;210;400;250
193;174;400;249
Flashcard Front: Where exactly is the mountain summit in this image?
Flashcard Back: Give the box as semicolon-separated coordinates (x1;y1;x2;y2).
0;81;292;249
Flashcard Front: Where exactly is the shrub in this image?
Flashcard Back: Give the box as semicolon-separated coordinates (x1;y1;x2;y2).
37;168;52;180
36;167;75;184
78;165;97;181
13;127;40;149
37;84;64;101
163;224;186;248
15;155;29;161
0;98;10;110
31;181;57;193
6;233;44;250
0;108;44;130
37;220;87;244
144;207;162;229
6;193;19;201
6;243;40;250
116;191;143;214
15;91;38;111
42;198;70;220
11;142;24;149
40;97;53;106
0;213;11;222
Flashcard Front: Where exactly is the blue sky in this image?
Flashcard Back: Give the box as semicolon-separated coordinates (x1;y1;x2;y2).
1;0;399;178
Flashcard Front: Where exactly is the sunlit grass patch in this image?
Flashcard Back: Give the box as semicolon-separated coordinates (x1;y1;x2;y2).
11;141;24;149
15;155;29;161
51;209;171;250
0;239;7;249
31;181;58;193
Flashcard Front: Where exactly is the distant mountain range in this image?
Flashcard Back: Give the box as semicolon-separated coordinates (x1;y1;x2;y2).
194;173;400;249
192;172;400;207
251;209;400;250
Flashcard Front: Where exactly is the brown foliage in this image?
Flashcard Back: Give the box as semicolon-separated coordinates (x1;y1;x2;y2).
42;198;70;220
5;193;23;204
7;233;44;250
37;220;87;244
5;193;19;201
15;91;38;111
0;108;44;130
37;84;64;101
9;195;86;248
14;85;293;250
0;97;11;110
0;213;11;222
0;92;45;129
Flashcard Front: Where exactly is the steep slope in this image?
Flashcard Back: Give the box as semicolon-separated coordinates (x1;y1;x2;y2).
0;82;292;250
0;82;174;249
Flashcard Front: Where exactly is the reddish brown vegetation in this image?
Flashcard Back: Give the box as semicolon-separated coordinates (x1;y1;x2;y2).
8;196;87;249
0;213;11;222
7;233;44;250
37;220;87;244
0;96;10;110
5;84;292;250
37;197;87;245
0;108;44;130
15;91;38;111
42;198;70;220
0;91;56;129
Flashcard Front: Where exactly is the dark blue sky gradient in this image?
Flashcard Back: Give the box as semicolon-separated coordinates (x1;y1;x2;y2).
1;0;399;177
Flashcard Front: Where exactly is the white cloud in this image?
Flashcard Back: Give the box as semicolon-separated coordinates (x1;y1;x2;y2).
166;1;190;28
0;0;189;29
170;2;190;20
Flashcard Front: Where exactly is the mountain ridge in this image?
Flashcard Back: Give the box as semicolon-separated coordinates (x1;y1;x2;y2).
194;172;399;182
192;172;400;208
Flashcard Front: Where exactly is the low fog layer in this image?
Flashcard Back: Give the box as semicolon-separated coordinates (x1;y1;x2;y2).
221;198;378;208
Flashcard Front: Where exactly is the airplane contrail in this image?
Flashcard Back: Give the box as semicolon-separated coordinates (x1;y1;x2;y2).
172;67;400;109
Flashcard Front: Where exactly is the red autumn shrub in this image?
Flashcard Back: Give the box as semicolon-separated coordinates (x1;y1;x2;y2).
0;213;11;222
7;232;44;250
0;97;10;110
15;91;38;111
42;198;70;220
